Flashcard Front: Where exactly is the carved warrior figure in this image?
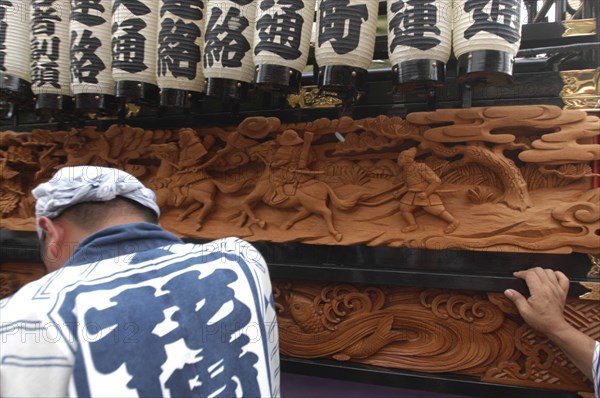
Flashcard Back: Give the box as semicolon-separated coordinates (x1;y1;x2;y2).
395;148;459;234
268;129;317;203
0;158;25;218
150;129;218;229
149;128;246;229
0;105;598;252
0;135;37;219
238;129;365;241
63;130;117;168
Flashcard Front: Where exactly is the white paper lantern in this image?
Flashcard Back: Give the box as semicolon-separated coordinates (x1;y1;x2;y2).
253;0;315;86
203;0;256;83
31;0;72;96
315;0;378;71
70;0;115;96
111;0;158;85
387;0;452;82
387;0;452;85
1;0;31;82
453;0;522;66
156;0;204;93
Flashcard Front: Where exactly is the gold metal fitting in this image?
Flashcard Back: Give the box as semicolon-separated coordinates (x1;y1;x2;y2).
562;18;596;37
578;392;595;398
560;68;600;112
587;254;600;279
125;103;141;118
287;86;343;109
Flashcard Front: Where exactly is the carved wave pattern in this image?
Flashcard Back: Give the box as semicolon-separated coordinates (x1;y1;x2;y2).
274;281;597;392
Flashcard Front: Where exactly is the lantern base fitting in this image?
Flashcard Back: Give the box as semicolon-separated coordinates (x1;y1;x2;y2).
34;93;74;117
116;81;160;105
74;93;117;116
0;72;33;107
457;50;514;86
255;64;302;94
392;59;445;90
160;88;203;109
318;65;368;100
205;78;249;101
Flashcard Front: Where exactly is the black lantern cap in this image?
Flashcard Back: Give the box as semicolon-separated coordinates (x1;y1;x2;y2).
255;64;302;94
318;65;368;95
34;93;74;117
392;59;446;88
115;80;160;105
204;78;249;101
160;88;203;109
0;72;32;104
457;50;515;86
74;93;117;115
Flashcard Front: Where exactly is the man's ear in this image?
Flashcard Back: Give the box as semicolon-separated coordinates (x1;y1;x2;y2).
39;216;65;268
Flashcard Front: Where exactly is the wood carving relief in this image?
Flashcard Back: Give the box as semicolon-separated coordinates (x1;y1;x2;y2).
0;263;47;299
1;105;599;254
274;281;599;393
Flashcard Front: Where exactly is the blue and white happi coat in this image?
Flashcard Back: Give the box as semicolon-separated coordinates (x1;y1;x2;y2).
594;341;600;397
0;223;280;397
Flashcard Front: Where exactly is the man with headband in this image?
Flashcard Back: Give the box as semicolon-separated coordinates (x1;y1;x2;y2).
0;166;280;398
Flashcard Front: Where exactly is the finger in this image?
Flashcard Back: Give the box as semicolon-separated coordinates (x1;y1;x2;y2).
542;268;563;296
513;269;531;279
514;267;544;295
555;271;570;299
513;267;543;279
544;268;558;283
504;289;529;314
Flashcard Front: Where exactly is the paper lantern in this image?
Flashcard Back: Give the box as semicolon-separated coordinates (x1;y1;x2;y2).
203;0;256;100
112;0;159;105
315;0;378;94
0;0;32;117
253;0;315;93
70;0;116;113
156;0;204;108
31;0;73;114
453;0;523;85
387;0;451;87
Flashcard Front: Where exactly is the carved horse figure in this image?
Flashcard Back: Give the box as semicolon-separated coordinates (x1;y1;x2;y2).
236;130;384;241
149;143;217;230
237;164;365;242
149;131;246;229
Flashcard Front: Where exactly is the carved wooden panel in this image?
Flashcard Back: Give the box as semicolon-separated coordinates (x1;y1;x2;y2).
274;281;599;393
1;105;599;254
0;262;46;299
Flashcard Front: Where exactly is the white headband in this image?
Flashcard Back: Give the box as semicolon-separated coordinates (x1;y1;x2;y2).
33;166;160;238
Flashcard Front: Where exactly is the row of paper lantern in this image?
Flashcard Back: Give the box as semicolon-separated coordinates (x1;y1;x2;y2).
1;0;523;111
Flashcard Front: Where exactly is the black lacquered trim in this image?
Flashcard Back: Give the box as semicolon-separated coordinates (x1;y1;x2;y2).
160;88;203;108
255;64;302;93
115;80;160;105
457;50;515;85
318;65;368;94
256;241;592;298
204;77;249;101
281;357;583;398
392;59;445;86
0;229;593;298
